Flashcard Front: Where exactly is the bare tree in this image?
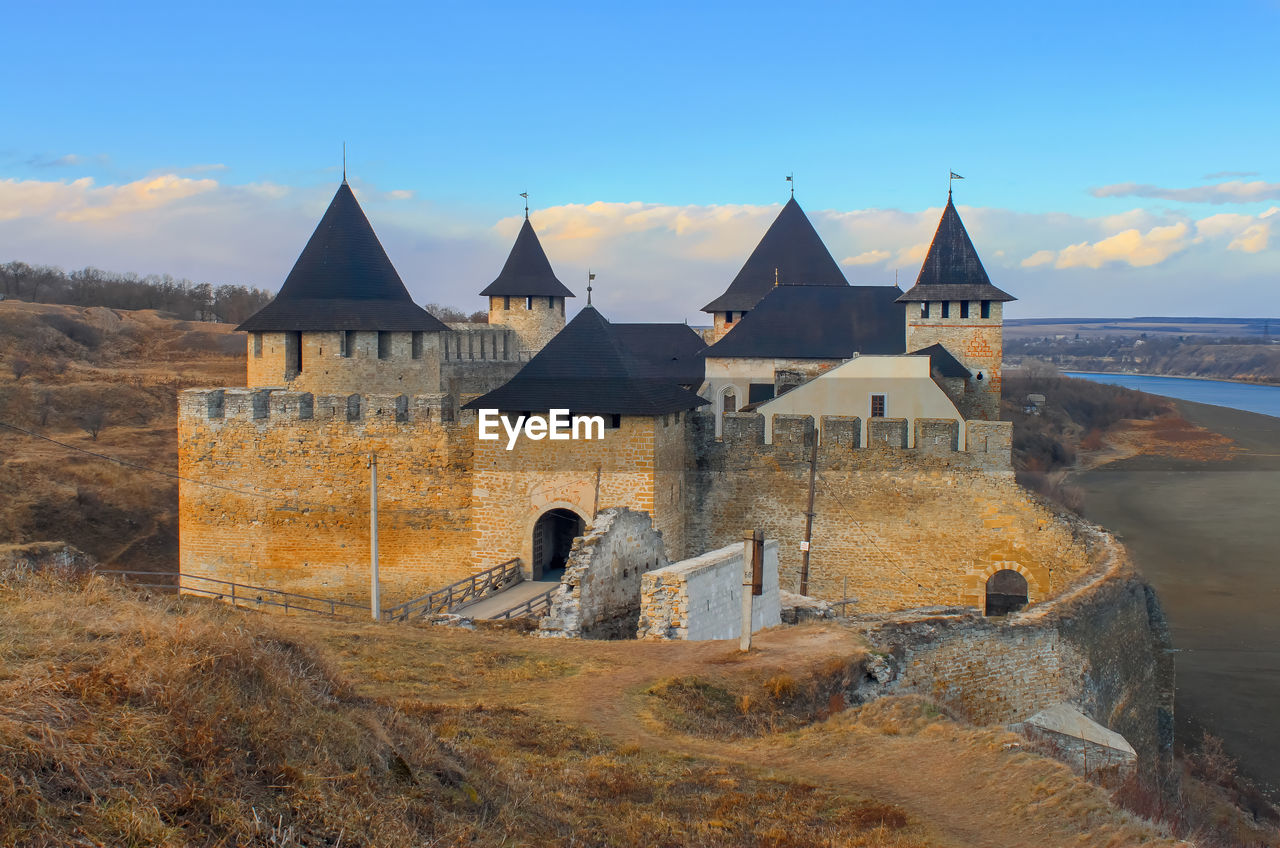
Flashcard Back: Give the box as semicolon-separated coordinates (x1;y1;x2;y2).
77;407;107;440
37;392;54;427
9;357;32;380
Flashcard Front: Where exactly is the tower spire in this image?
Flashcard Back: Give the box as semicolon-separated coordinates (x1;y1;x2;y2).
520;191;529;220
948;170;964;199
587;270;595;306
342;142;347;184
786;172;794;198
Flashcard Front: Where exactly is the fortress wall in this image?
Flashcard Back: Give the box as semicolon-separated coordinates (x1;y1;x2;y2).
861;552;1175;771
178;389;476;605
486;296;563;354
905;307;1003;421
637;539;782;641
470;414;668;574
684;411;1097;613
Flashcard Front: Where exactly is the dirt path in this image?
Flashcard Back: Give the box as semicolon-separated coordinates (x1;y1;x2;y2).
298;619;1177;847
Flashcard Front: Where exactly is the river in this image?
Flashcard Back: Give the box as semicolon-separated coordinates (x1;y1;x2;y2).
1059;373;1280;795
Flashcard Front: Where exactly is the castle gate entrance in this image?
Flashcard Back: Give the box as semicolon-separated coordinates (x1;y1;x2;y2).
985;569;1028;616
531;508;585;579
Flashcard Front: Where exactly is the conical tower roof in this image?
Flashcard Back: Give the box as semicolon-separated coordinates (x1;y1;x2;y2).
897;195;1014;303
463;306;707;416
702;197;848;313
480;218;575;298
238;182;449;332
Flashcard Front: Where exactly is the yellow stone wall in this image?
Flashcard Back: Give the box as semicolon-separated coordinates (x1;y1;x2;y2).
245;331;443;396
904;301;1003;420
486;295;565;354
178;388;473;606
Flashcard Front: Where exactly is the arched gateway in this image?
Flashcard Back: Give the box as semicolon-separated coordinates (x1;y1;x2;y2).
985;569;1029;616
531;508;585;579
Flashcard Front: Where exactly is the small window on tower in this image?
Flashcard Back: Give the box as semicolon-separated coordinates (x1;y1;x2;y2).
252;333;262;357
941;301;951;319
342;330;356;358
725;311;734;325
411;331;424;360
960;301;970;319
504;296;510;310
870;394;886;418
981;300;991;318
526;296;533;310
377;331;391;360
559;299;564;315
548;296;554;309
921;302;929;318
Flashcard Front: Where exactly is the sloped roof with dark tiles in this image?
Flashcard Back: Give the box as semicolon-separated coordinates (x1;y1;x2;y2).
463;307;708;416
701;197;848;313
897;195;1014;303
238;182;449;332
909;343;971;378
479;218;576;298
613;322;708;386
702;285;906;360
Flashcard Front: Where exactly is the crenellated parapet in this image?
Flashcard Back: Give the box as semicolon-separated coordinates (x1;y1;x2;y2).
694;410;1011;471
179;388;465;426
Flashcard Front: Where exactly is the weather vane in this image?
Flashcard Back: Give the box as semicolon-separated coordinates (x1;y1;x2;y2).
786;172;794;198
949;170;964;196
520;192;529;220
342;142;347;183
587;270;595;306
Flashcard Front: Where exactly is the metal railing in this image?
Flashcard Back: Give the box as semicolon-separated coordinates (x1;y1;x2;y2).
93;570;369;618
381;558;523;622
489;586;559;621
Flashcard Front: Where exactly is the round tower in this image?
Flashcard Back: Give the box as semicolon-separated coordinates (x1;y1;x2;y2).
480;214;575;356
897;191;1015;420
237;180;450;395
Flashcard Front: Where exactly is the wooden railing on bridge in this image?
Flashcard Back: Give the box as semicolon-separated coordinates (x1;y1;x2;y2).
93;570;370;618
488;585;559;621
381;558;523;622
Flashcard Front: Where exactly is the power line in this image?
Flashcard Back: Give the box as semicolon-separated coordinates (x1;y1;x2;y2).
0;419;434;517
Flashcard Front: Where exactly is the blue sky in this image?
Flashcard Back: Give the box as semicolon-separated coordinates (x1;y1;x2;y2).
3;0;1278;321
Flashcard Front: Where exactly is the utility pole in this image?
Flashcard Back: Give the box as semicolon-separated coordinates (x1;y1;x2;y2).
369;452;380;621
740;529;764;652
799;431;818;595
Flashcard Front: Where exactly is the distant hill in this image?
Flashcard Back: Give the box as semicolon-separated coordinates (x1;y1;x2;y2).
1007;318;1280;384
1006;316;1279;341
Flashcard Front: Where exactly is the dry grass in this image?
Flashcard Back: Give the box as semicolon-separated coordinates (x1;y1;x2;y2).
0;301;243;572
0;571;941;847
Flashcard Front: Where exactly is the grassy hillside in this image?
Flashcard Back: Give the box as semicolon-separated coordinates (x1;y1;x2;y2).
0;301;243;571
2;568;1217;848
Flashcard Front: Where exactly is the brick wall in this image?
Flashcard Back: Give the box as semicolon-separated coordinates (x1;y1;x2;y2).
683;410;1093;613
486;296;564;354
859;540;1175;770
540;507;669;639
245;331;444;396
178;388;475;605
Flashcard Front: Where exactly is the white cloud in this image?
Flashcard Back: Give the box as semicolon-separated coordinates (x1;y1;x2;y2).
842;249;891;266
1091;180;1280;204
1053;223;1191;269
0;174;218;223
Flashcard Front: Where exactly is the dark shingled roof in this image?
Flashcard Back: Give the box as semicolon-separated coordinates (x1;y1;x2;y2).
703;285;906;360
701;197;848;313
479;218;576;298
238;182;449;332
463;307;708;416
897;195;1014;303
613;323;708;386
909;343;971;378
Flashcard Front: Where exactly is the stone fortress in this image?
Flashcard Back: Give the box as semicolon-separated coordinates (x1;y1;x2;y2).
178;179;1095;618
